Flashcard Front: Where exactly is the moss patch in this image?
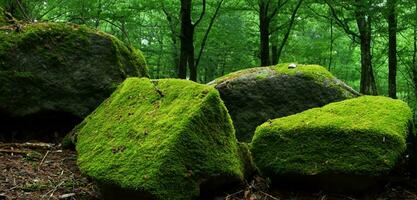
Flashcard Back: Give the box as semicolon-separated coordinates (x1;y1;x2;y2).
251;96;412;177
209;64;359;142
0;7;6;26
76;78;244;199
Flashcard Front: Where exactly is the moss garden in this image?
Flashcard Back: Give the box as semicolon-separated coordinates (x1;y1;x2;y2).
1;21;416;200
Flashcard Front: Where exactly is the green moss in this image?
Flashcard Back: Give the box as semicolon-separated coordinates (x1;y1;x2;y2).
0;7;6;26
238;142;257;178
209;64;359;142
211;64;352;95
274;63;333;78
0;22;148;119
251;96;412;177
0;22;147;75
76;78;244;199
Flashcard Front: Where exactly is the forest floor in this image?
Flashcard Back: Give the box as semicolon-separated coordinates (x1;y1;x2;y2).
1;141;417;200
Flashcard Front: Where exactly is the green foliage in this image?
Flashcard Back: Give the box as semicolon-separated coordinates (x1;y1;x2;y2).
251;96;412;177
76;78;244;199
0;7;5;25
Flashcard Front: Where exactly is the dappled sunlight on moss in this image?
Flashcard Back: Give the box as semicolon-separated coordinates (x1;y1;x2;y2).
76;78;244;199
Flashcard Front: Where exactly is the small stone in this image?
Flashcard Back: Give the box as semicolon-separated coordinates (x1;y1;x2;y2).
288;63;297;69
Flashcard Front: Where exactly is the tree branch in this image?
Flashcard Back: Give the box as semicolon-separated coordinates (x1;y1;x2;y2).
325;0;360;40
193;0;207;27
195;0;225;69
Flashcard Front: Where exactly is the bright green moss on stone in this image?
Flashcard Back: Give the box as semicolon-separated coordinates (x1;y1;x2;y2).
76;78;244;200
0;22;147;139
209;64;359;142
251;96;412;177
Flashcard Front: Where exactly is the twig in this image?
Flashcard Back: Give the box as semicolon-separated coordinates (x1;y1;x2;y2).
405;190;417;199
0;149;30;155
41;181;64;199
59;193;75;199
38;150;50;171
259;191;280;200
225;190;244;198
0;142;54;150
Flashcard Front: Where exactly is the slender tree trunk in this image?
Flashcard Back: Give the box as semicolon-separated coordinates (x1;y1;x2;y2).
259;1;270;66
271;44;278;65
388;0;397;98
275;0;303;64
162;4;180;75
179;0;194;79
95;0;102;28
329;17;334;71
188;38;197;81
355;0;377;95
195;0;224;70
413;3;417;98
5;0;28;20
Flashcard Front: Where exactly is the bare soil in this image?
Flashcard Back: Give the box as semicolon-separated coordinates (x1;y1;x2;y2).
0;142;97;200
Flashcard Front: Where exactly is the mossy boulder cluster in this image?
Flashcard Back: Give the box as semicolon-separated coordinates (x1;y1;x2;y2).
0;22;147;140
0;22;411;198
251;96;412;188
76;78;244;199
73;65;413;198
209;64;359;142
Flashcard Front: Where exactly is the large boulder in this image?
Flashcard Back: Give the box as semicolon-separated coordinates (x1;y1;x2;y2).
76;78;244;200
0;22;147;140
251;96;412;189
209;64;359;142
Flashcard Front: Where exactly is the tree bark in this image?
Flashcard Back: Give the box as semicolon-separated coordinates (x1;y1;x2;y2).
271;44;278;65
195;0;224;70
259;1;271;66
355;0;377;95
179;0;206;81
387;0;397;98
329;17;334;71
413;2;417;98
179;0;194;79
162;3;180;75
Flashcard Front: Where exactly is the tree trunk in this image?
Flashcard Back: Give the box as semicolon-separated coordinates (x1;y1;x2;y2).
259;1;270;66
355;0;377;95
387;0;397;98
195;0;224;70
4;0;28;20
413;2;417;98
329;17;334;71
275;0;303;64
179;0;194;79
188;38;197;81
271;44;278;65
179;0;206;81
162;4;180;76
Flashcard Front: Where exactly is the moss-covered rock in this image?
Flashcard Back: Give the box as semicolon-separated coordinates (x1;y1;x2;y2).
76;78;244;200
0;22;147;140
209;64;359;142
237;142;257;178
251;96;412;180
